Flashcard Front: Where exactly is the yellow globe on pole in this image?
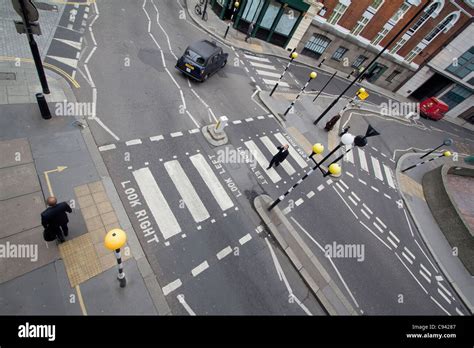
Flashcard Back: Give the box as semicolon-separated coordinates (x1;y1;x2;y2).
104;228;127;251
291;52;298;59
234;1;239;7
328;163;341;176
312;143;324;155
310;71;317;79
443;151;452;157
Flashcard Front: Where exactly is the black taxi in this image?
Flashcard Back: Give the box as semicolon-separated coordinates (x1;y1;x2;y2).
176;40;228;82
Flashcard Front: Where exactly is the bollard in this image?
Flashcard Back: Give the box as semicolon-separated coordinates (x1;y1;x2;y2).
104;228;127;288
36;93;51;119
215;116;229;133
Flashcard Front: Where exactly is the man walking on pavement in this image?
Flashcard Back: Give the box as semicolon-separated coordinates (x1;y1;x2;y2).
245;21;255;42
267;144;289;169
41;197;72;243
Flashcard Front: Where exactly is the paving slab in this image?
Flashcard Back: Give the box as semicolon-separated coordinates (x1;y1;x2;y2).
0;138;33;168
0;193;44;239
0;163;41;200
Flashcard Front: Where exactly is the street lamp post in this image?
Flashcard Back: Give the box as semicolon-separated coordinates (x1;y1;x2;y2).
202;0;209;20
420;138;453;159
282;71;317;116
309;143;326;174
224;1;239;40
401;151;452;173
313;71;337;103
104;228;128;288
270;51;298;96
312;0;432;125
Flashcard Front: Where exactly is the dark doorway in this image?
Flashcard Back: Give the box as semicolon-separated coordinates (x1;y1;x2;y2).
410;73;452;100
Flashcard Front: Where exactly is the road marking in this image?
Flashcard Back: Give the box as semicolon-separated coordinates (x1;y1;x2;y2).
306;191;315;198
455;307;464;316
384;193;391;200
162;279;182;296
437;288;452;305
249;61;276;69
273;133;308;169
339;180;349;190
371;186;379;192
191;261;209;277
245;117;254;122
419;269;431;283
75;285;87;316
375;217;386;229
250;76;256;83
244;54;271;62
257;115;265;119
404;247;415;261
430;296;450;315
263;79;290;87
295;198;304;206
256;69;281;78
388;231;400;243
344;149;354;164
133;167;181;239
414;239;438;273
358;178;367;185
233;120;242;124
326;179;333;185
373;222;384;233
360;209;370;219
346;171;354;178
125;139;142;146
396;253;427;294
333;186;358;219
170;132;183;137
165;160;209;223
54;37;82;50
371;146;378;152
47;55;78;69
98;144;116;152
239;233;252;245
348;196;358;206
216;246;233;260
383;164;396;189
260;136;296;175
335;183;345;193
360;221;392;250
256;225;264;233
317;184;324;191
437;281;453;299
351;192;361;202
381;153;387;158
403;209;414;237
371;156;384;182
387;237;398;248
177;294;196;315
190;154;234;211
362;203;373;215
402;251;414;265
150;135;164;142
357;148;368;172
189;128;200;134
419;263;432;277
244;140;281;183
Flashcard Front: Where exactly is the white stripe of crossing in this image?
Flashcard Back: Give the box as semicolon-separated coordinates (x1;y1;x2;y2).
295;198;304;206
244;54;270;62
263;79;289;87
244;140;281;183
404;247;416;261
437;288;451;304
249;61;276;70
126;139;142;146
191;261;209;277
371;156;384;181
98;144;116;152
373;222;384;233
217;246;232;260
402;251;414;265
317;185;324;191
273;133;308;169
362;203;373;215
420;263;432;277
383;164;396;189
239;233;252;245
351;192;361;202
47;55;78;69
375;217;386;229
387;237;398;249
133;167;181;240
162;279;182;296
419;269;431;283
357;148;368;172
189;154;234;211
388;231;400;243
164;160;210;223
257;136;296;175
307;191;315;198
150;135;164;142
171;132;183;137
344;149;354;164
256;70;281;78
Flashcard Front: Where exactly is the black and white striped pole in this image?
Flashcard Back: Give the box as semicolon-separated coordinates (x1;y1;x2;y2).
270;51;298;96
282;71;317;116
313;71;337;103
104;228;127;288
402;151;452;173
268;133;354;211
224;1;239;40
420;138;453;159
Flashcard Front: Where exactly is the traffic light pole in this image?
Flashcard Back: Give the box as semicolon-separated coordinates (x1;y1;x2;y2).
18;0;49;94
313;0;432;125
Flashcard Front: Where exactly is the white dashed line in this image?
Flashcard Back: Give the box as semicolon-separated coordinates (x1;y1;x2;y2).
420;264;432;279
335;183;345;193
339;180;349;190
360;221;392;250
217;246;233;260
362;203;373;215
348;196;358;206
360;209;371;220
373;222;384;233
402;251;414;265
404;247;416;261
437;288;452;304
388;231;400;243
317;185;324;192
126;139;142;146
191;261;209;277
358;178;367;185
245;118;254;122
346;171;354;178
162;279;182;296
239;233;252;245
387;237;398;249
375;217;386;229
189;128;200;134
256;225;264;234
384;193;392;200
350;192;361;202
257;115;265;119
371;186;379;192
98;144;116;152
326;179;333;185
233;120;242;124
306;191;315;199
396;253;427;294
171;132;183;137
295;198;304;206
150;135;164;142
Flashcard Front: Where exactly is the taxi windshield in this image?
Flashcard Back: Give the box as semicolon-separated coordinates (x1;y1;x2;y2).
185;50;205;65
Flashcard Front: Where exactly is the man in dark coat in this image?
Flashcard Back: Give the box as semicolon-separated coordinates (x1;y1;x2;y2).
245;21;255;42
267;144;289;169
41;197;72;243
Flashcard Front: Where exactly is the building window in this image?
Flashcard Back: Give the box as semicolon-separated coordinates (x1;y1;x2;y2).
303;34;332;59
274;7;301;36
386;70;401;82
327;3;348;25
241;0;265;23
259;0;280;29
405;46;422;63
352;55;368;68
372;27;389;46
440;85;472;109
351;16;370;36
390;38;407;54
370;0;384;10
425;13;458;42
446;46;474;79
408;2;441;35
390;1;411;22
332;47;348;61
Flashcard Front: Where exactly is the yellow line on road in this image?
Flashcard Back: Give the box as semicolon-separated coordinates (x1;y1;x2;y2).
0;56;80;88
43;166;68;196
75;285;88;315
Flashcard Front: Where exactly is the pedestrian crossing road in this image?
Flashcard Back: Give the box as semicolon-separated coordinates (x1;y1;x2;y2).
243;53;293;89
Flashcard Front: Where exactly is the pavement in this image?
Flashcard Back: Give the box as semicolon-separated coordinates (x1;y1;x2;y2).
396;153;474;314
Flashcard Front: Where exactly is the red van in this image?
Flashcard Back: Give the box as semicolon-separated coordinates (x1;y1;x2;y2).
420;97;449;121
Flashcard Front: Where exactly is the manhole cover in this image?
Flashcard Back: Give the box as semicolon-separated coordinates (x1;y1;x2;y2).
0;72;16;80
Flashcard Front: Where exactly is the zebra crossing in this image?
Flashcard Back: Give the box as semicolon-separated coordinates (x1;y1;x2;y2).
344;147;397;190
244;54;290;88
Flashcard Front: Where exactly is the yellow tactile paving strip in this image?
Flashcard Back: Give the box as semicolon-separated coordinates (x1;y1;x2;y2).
59;181;131;287
399;173;426;201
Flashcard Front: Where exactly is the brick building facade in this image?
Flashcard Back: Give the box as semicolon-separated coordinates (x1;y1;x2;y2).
292;0;474;92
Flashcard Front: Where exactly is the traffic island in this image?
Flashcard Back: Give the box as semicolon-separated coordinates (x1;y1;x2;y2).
202;116;229;146
254;194;357;315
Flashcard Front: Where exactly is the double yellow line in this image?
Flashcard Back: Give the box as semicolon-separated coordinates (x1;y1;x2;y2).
0;55;80;88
